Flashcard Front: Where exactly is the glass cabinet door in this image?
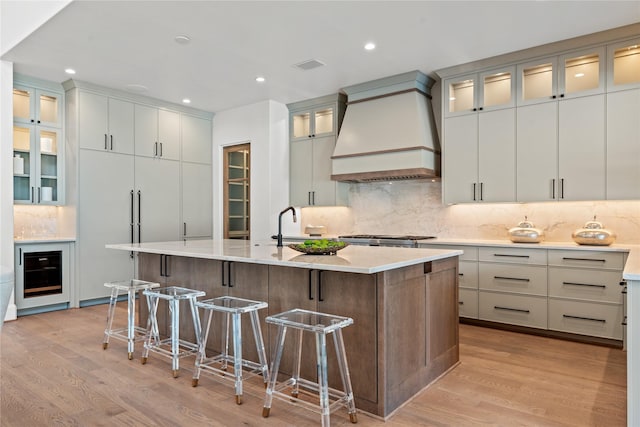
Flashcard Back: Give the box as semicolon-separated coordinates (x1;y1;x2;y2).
12;85;61;127
291;111;311;139
224;143;250;239
479;66;515;110
608;38;640;90
517;57;558;105
313;107;334;136
38;128;61;204
445;74;477;116
559;47;605;98
13;125;33;203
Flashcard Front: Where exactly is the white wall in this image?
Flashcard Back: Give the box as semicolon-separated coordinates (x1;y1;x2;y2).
1;61;16;321
212;100;291;240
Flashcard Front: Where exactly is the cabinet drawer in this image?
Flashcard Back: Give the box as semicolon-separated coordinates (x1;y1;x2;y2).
548;298;622;340
459;288;478;319
548;250;624;270
459;261;478;289
549;267;623;304
479;263;547;296
479;247;547;265
421;244;478;261
479;291;547;329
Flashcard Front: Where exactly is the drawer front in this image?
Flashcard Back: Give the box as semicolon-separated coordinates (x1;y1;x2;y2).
479;247;547;265
421;244;478;261
479;291;547;329
459;261;478;289
459;288;478;319
479;263;547;296
548;250;624;270
548;298;623;340
549;267;623;304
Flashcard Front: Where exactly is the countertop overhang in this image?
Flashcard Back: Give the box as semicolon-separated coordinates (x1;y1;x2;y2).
106;239;462;274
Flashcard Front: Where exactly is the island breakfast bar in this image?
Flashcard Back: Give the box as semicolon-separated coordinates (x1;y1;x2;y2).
107;239;462;418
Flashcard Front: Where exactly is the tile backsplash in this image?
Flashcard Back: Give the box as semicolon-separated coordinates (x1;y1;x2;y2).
301;181;640;244
14;206;60;239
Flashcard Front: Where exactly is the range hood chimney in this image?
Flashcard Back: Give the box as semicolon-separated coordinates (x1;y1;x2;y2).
332;70;441;182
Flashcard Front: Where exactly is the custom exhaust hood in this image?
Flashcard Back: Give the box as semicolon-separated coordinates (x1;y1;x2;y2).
331;71;441;182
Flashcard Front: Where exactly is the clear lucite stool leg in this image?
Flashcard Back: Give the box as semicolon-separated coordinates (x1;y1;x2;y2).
232;311;243;404
333;328;358;423
263;324;287;418
192;306;214;387
291;326;304;398
141;294;161;365
102;287;119;351
126;287;136;359
316;332;330;427
249;310;270;387
169;297;180;377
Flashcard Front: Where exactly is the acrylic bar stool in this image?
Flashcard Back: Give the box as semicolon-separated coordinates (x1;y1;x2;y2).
141;286;205;378
192;296;269;404
263;308;357;427
102;279;160;360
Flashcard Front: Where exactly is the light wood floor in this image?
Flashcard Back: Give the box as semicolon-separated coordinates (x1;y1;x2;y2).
0;305;626;426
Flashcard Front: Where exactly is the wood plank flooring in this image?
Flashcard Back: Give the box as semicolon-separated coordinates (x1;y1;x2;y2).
0;305;626;426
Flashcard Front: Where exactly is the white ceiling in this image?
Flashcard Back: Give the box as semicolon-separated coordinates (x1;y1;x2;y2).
3;1;640;114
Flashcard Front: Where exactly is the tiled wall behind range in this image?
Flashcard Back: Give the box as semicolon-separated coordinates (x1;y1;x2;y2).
300;181;640;244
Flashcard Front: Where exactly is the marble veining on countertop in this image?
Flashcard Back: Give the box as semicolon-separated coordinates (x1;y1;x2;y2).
106;239;462;274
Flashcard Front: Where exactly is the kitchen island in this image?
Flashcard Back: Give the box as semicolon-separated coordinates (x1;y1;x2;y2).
107;239;462;418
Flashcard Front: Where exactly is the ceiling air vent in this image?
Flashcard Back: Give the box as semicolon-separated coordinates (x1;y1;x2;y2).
294;59;325;71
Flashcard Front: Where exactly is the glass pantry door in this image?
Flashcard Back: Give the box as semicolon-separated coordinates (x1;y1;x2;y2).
13;125;33;203
38;128;61;204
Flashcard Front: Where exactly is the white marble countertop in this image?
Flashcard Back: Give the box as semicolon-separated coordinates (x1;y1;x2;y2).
14;237;76;244
106;239;462;274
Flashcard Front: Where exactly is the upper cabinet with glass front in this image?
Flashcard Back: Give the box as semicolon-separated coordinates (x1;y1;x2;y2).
444;66;516;117
517;47;605;106
13;84;62;128
607;38;640;91
13;77;64;205
290;104;338;141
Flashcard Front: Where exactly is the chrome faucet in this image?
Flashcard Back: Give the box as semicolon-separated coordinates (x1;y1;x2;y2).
277;206;297;247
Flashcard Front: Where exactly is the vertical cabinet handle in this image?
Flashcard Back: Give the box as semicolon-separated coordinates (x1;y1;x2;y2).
104;134;108;150
551;178;556;199
159;143;163;157
110;135;113;150
130;190;135;257
308;270;314;300
308;192;311;206
31;187;34;203
19;248;22;265
159;254;164;277
480;182;483;201
221;261;228;287
228;262;234;287
154;142;158;156
137;190;142;243
318;270;324;302
472;183;476;201
37;187;41;203
560;178;565;199
183;222;187;237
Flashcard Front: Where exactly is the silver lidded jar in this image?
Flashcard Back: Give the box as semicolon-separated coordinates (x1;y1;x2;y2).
572;216;616;246
508;216;545;243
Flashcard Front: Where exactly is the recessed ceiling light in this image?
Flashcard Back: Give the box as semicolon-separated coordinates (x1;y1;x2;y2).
175;35;191;44
364;42;376;51
64;68;76;75
255;76;265;83
182;98;191;104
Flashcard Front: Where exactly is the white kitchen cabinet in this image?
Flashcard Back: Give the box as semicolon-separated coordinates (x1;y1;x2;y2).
606;88;640;200
13;125;63;205
135;157;181;243
443;108;515;204
516;47;605;106
181;114;212;164
558;94;606;201
78;149;135;301
182;162;213;239
13;84;62;128
78;91;134;154
444;66;515;118
134;105;180;160
517;94;605;202
288;94;347;207
607;38;640;92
